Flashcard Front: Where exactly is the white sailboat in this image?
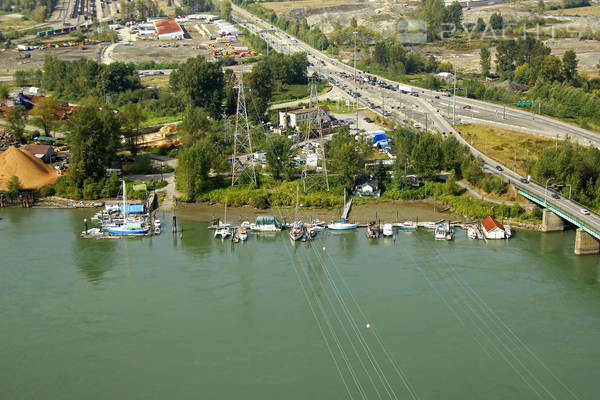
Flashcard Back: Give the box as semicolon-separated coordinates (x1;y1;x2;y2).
104;180;149;236
215;199;232;239
290;185;305;241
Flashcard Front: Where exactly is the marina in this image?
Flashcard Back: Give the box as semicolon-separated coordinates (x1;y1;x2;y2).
1;208;600;400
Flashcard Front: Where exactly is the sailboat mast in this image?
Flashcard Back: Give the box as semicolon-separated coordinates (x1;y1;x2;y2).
122;180;127;219
295;185;299;221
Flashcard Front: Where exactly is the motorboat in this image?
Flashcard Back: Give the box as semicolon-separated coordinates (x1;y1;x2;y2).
467;226;477;239
504;225;512;238
215;225;232;239
434;224;447;240
306;226;318;239
399;221;417;231
382;223;394;237
365;221;381;238
310;219;327;230
328;219;358;230
238;226;248;241
289;221;305;241
423;222;436;230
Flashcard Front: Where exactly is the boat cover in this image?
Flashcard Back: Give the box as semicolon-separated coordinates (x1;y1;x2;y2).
256;215;282;228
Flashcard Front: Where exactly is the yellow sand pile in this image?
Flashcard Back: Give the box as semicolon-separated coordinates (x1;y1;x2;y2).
0;146;58;190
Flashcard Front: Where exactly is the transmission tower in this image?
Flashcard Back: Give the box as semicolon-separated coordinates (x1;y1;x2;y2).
301;75;330;192
231;65;257;187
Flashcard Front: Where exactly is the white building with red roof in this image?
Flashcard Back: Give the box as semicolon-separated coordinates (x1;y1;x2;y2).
481;216;507;239
153;18;184;40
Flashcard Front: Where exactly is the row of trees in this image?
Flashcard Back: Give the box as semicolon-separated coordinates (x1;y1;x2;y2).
119;0;162;22
532;142;600;209
0;0;57;22
420;0;463;41
41;56;142;98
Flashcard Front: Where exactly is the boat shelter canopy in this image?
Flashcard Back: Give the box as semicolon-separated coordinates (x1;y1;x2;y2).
121;204;145;214
256;215;282;228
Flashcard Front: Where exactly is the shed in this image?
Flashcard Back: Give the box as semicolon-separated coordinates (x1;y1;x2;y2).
354;177;381;198
22;144;55;163
481;216;506;239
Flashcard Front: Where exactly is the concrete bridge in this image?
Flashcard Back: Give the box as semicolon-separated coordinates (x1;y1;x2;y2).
517;187;600;256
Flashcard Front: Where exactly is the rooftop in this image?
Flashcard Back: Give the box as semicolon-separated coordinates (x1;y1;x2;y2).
481;216;505;232
154;18;183;36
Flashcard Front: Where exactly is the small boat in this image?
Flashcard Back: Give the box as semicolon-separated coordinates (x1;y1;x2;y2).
289;221;305;241
306;226;318;239
310;219;327;230
382;223;394;237
399;221;417;231
422;222;436;230
434;224;447;240
467;226;477;239
365;221;381;238
504;225;512;238
215;225;232;239
81;228;102;237
238;226;248;241
154;226;161;235
328;219;358;230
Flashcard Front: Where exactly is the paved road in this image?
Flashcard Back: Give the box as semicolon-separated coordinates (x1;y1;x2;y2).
233;5;600;238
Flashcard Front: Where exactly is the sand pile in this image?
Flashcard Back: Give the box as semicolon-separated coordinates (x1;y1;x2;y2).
0;146;58;190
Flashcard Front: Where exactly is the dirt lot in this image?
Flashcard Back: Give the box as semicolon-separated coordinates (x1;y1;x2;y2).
262;0;351;14
0;44;104;74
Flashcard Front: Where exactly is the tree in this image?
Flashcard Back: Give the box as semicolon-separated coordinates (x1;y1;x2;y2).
31;97;61;137
480;46;491;77
6;106;26;143
489;13;503;30
176;138;220;199
475;17;486;32
179;106;212;144
7;176;21;196
538;0;545;10
0;84;8;99
122;103;145;155
327;126;364;189
67;99;122;188
169;57;225;118
265;135;295;180
32;6;47;22
350;17;357;28
220;0;232;22
562;50;578;83
445;1;463;28
540;55;563;82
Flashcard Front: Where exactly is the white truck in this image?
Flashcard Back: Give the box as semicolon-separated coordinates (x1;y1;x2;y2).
398;83;414;94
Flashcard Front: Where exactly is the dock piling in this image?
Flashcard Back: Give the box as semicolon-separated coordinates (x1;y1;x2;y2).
172;216;177;233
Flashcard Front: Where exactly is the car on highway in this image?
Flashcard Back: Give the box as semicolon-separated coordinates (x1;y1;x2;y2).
552;193;560;199
520;178;528;183
580;208;591;215
463;105;472;109
496;166;503;171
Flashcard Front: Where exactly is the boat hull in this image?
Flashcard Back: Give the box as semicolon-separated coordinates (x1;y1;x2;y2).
106;227;149;235
328;223;358;230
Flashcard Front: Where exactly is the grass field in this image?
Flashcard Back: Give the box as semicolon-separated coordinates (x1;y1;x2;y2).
547;4;600;16
140;75;170;88
454;124;556;176
261;0;350;14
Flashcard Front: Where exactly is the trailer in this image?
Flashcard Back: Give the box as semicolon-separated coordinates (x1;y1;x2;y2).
398;83;414;94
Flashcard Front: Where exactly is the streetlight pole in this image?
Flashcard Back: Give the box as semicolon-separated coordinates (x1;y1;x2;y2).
453;60;457;124
353;31;358;132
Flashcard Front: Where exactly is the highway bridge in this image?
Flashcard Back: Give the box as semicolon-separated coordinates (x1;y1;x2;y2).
233;5;600;255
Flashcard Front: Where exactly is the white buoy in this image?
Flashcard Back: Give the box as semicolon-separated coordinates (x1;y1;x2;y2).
322;247;326;251
366;323;371;328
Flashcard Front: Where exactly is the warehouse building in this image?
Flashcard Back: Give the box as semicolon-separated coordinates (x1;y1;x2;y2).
154;18;184;40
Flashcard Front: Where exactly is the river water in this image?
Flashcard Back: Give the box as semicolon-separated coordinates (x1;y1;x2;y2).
1;208;600;399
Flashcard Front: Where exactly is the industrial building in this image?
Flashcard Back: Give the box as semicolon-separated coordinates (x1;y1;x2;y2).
154;18;184;40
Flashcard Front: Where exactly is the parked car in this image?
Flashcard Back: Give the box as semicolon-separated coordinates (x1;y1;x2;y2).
496;165;503;171
580;208;591;215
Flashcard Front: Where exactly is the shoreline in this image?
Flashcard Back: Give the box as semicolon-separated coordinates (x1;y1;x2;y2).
19;197;542;231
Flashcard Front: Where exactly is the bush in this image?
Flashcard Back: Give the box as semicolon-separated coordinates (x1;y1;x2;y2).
39;185;55;197
123;156;155;174
249;195;269;209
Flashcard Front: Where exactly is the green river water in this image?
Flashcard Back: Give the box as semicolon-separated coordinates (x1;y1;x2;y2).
1;208;600;399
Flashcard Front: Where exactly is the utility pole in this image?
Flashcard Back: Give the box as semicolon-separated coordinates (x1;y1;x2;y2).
453;61;457;124
301;75;329;192
231;65;257;187
503;104;506;119
513;148;517;172
353;31;358;132
425;113;428;132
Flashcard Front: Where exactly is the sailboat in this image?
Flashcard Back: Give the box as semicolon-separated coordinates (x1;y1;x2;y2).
290;185;305;241
214;199;232;239
105;180;149;236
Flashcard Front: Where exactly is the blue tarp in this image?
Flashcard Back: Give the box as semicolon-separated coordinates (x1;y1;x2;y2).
369;131;388;144
121;204;145;214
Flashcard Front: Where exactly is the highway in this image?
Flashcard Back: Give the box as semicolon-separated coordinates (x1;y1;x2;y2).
232;5;600;238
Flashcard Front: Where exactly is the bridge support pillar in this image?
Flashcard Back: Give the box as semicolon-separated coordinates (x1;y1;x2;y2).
574;229;600;256
542;209;565;232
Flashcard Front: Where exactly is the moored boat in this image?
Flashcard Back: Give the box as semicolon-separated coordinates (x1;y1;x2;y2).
382;223;394;237
328;219;358;230
365;221;381;238
399;221;417;231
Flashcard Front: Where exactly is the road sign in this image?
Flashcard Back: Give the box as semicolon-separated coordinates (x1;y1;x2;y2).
516;101;534;107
